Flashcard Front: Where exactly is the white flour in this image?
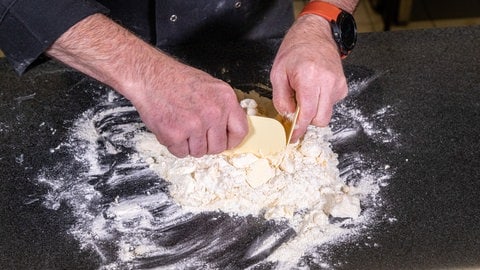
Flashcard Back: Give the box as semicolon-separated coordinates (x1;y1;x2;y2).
133;96;362;266
37;74;396;269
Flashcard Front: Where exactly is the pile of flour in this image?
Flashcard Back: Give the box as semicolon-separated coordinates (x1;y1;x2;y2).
133;95;362;264
38;77;395;268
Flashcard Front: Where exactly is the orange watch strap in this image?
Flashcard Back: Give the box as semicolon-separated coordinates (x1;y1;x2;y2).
299;1;342;22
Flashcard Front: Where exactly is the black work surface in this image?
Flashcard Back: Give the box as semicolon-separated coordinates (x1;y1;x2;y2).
1;26;480;269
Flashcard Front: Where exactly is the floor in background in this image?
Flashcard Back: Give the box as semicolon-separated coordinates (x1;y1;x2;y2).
410;0;480;21
295;0;480;32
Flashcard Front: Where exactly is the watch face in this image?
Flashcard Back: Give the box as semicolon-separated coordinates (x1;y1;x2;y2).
334;12;357;55
339;12;357;50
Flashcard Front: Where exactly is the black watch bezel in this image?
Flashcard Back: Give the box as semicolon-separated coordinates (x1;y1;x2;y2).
330;11;357;56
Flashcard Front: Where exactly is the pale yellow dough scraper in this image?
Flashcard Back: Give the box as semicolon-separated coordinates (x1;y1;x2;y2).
225;107;300;156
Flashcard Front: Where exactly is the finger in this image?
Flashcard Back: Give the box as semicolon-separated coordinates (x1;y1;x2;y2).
311;94;333;127
290;85;321;143
167;141;189;158
271;68;297;115
312;80;346;127
225;108;248;150
206;126;228;155
290;106;312;143
188;134;208;158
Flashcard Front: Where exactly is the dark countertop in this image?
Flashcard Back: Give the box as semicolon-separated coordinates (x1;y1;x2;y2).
1;25;480;269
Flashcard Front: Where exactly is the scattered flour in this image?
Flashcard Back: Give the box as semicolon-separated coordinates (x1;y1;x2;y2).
133;97;361;266
37;74;395;269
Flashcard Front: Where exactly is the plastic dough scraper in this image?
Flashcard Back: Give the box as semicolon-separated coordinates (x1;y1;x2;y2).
225;107;300;156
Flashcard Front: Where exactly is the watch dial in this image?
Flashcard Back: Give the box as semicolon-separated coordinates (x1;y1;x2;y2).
340;12;357;51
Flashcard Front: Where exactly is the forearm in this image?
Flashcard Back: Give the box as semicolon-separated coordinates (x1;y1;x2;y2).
46;13;172;103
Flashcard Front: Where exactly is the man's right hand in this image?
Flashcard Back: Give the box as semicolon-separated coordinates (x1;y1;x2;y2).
46;13;248;158
130;61;248;158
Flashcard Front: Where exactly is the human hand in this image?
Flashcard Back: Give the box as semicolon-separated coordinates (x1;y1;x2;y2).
129;60;248;158
46;14;248;158
270;15;348;142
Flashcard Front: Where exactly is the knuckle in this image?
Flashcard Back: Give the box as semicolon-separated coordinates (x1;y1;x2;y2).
159;134;183;147
298;59;321;75
208;144;225;155
299;102;317;120
312;115;331;127
235;116;249;137
270;69;282;84
167;145;187;158
206;105;223;119
238;125;248;139
190;150;204;158
191;138;209;157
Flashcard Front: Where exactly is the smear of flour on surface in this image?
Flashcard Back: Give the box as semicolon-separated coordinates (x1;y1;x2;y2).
37;74;396;269
133;95;361;265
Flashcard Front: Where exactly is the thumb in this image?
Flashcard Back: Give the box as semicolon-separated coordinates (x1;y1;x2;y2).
271;71;297;116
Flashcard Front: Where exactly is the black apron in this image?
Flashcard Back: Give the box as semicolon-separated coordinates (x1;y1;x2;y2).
97;0;294;46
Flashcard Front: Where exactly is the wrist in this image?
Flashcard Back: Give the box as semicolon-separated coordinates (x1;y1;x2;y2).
296;13;332;37
291;14;338;53
298;1;357;57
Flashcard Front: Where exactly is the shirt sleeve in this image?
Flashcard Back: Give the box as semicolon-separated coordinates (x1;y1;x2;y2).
0;0;109;74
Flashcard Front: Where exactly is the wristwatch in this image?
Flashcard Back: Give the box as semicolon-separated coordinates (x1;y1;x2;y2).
299;1;357;57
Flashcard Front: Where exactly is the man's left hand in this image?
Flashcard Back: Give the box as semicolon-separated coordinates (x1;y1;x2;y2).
270;14;348;143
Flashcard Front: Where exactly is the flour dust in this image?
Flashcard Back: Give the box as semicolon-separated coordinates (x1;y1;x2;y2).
37;72;397;269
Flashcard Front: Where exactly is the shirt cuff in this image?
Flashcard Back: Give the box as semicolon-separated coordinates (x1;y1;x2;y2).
0;0;109;74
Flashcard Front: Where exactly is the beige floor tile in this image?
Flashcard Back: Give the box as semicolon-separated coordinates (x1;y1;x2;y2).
355;0;384;32
357;22;376;33
293;0;305;17
433;17;480;28
391;20;435;31
354;0;371;24
364;4;384;31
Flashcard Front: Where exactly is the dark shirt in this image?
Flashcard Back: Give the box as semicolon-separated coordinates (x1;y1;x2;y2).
0;0;293;74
